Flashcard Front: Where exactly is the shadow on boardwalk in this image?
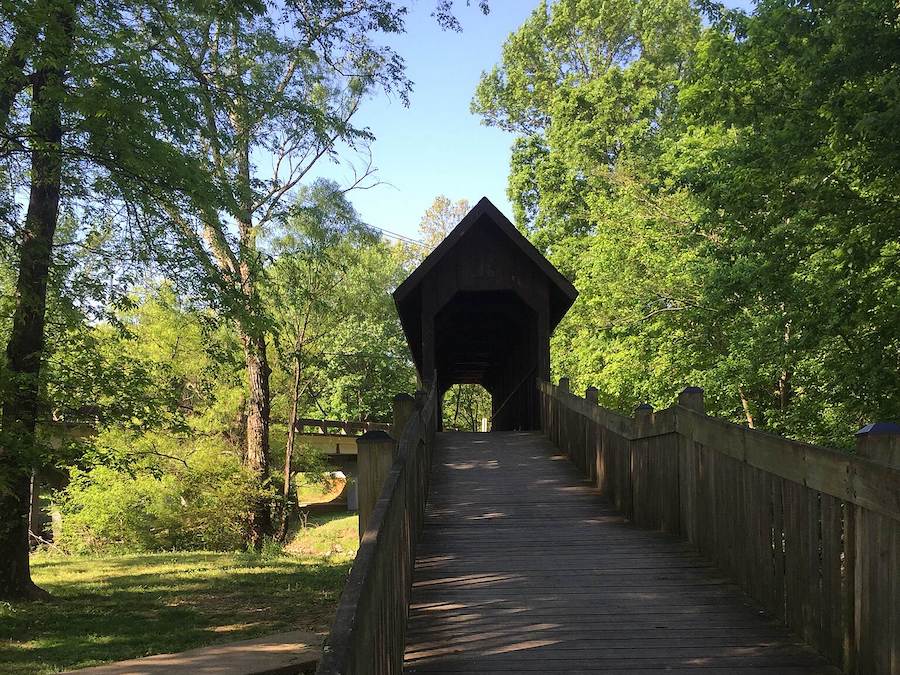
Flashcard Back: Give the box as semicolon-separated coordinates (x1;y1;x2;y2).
404;431;838;674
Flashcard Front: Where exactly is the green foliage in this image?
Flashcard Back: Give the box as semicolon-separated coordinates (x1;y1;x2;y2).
417;195;470;257
475;0;899;447
474;0;706;408
671;0;900;443
55;441;262;554
442;384;491;431
265;180;415;426
308;240;417;421
49;194;414;554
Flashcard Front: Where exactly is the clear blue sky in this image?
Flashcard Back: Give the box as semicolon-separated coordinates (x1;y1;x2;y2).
312;0;754;242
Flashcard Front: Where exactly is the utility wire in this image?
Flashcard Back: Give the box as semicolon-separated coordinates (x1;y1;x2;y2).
369;225;428;247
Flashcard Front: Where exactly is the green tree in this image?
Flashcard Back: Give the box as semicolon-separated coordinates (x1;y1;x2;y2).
672;0;900;442
473;0;707;410
0;0;77;601
141;0;411;547
0;0;203;600
50;285;254;553
475;0;899;446
310;239;416;421
265;180;377;537
442;384;491;431
418;195;470;255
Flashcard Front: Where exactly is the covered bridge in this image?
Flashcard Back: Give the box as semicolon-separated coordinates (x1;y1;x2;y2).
393;197;577;430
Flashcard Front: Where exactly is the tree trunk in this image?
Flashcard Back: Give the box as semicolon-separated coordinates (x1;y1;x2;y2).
242;330;273;549
778;370;792;411
0;1;73;601
276;356;303;542
227;33;275;549
738;386;755;429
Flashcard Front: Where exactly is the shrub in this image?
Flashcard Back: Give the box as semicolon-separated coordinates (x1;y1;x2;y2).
56;442;263;553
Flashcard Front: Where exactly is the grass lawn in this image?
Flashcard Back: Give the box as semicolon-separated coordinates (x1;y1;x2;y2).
0;513;358;675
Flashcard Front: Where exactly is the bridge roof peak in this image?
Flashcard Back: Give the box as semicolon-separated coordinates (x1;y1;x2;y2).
394;196;577;316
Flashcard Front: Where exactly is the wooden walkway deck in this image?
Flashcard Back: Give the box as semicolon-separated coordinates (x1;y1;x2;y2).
403;432;838;674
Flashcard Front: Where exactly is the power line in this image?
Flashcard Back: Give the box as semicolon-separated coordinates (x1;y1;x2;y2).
369;225;428;247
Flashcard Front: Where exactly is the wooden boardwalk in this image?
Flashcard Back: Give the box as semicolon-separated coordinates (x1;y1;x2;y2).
403;432;838;674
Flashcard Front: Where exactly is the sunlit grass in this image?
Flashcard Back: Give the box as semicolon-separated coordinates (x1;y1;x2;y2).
0;513;358;675
295;472;346;506
285;512;357;560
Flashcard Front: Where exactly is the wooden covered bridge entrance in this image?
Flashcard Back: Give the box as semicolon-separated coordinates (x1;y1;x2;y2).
316;199;899;675
393;198;577;431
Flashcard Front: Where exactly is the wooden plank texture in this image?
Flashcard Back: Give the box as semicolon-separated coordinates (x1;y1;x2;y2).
404;432;838;673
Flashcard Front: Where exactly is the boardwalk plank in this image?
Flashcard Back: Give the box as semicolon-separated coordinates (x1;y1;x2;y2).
403;432;838;673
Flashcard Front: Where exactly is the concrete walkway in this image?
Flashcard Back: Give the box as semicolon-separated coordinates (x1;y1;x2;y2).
67;631;321;675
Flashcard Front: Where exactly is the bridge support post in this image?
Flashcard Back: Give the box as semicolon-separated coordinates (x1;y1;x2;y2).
634;403;654;437
850;421;899;673
854;422;900;468
678;386;705;414
393;393;416;441
357;430;396;539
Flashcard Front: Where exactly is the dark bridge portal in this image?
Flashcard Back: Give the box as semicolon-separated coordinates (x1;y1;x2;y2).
394;198;577;430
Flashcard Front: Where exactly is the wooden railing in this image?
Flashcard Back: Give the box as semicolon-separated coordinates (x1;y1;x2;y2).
316;385;438;675
293;418;391;436
539;379;900;675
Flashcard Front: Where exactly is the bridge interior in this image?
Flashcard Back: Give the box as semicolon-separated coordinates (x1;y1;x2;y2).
403;432;838;674
434;291;537;428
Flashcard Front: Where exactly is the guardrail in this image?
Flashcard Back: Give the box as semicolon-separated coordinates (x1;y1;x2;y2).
539;379;900;675
316;385;438;675
292;418;391;436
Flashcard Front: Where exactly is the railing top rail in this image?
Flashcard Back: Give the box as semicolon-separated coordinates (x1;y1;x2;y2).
293;417;391;426
286;418;392;435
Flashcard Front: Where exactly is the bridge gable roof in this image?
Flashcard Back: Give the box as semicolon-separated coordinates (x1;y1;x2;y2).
393;197;577;321
393;197;577;377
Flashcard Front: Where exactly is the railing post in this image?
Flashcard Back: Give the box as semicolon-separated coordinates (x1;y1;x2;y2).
675;387;704;545
393;393;416;443
678;386;705;414
357;430;395;539
850;421;899;672
854;422;900;468
585;386;598;404
634;403;653;437
413;388;427;427
558;377;569;393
